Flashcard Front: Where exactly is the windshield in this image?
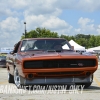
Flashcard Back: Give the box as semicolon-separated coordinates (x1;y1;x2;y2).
20;39;72;51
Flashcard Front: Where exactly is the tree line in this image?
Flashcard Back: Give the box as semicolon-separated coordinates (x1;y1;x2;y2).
21;27;100;49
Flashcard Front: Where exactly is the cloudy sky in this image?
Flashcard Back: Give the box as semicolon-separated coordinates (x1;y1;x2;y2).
0;0;100;47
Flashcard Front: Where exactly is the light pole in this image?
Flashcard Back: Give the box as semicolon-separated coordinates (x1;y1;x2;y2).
24;22;27;38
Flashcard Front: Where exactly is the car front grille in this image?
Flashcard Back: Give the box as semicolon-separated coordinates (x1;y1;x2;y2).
23;59;96;69
37;71;83;76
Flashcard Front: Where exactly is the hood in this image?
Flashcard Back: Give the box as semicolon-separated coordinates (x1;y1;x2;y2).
19;50;92;58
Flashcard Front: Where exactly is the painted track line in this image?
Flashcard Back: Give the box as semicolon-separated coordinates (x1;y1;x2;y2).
0;81;8;85
94;76;100;87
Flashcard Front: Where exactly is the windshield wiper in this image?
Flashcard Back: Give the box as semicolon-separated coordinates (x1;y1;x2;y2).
47;49;62;52
24;49;44;51
47;50;56;52
63;49;73;51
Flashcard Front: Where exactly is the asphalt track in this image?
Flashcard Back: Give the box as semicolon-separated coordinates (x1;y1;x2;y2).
0;66;100;100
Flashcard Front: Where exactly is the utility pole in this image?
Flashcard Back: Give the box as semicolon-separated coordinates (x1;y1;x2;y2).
24;22;27;38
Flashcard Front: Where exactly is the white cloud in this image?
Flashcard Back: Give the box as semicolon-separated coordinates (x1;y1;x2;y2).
24;15;47;31
0;17;22;47
0;0;100;47
1;0;100;12
96;25;100;34
23;0;62;17
1;17;20;31
77;0;100;12
75;28;81;33
98;25;100;28
0;0;100;18
54;0;100;12
24;15;73;35
41;16;70;29
78;17;94;27
8;0;28;9
76;17;95;34
41;16;73;35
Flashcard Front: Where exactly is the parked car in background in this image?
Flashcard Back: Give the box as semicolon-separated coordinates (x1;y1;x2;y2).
0;55;6;68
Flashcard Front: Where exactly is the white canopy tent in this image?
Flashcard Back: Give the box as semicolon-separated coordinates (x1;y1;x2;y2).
69;40;86;51
86;49;95;53
86;46;100;52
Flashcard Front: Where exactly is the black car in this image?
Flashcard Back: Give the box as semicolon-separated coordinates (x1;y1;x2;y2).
0;56;6;68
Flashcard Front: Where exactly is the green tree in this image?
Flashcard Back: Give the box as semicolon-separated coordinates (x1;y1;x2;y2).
21;27;59;39
21;28;100;49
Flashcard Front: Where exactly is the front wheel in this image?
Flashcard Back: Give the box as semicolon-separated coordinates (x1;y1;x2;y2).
14;67;22;88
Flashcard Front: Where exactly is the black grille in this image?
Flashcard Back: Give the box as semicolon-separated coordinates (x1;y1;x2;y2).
23;59;96;69
37;71;83;76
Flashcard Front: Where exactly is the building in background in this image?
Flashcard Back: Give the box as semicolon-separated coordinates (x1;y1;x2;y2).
0;47;13;54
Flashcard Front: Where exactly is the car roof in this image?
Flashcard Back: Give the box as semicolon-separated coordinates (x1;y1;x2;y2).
22;38;66;41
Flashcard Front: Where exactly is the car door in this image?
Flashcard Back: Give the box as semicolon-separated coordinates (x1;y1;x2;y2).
6;41;21;75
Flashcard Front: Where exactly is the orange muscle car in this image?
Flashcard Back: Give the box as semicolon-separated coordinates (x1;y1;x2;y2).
6;38;98;88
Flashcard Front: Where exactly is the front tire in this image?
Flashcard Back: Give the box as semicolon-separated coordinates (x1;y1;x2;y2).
14;67;22;88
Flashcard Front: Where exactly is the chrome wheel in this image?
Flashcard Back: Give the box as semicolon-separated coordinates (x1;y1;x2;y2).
8;73;9;81
14;67;21;88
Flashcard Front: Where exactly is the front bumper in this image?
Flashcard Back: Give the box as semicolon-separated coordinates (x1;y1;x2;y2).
20;75;93;85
